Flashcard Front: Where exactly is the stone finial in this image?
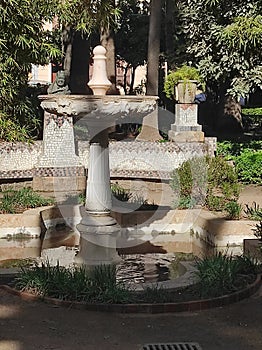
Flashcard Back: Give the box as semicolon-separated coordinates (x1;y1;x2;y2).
88;45;112;95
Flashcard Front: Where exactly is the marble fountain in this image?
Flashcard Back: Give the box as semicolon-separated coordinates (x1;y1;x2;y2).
39;45;158;267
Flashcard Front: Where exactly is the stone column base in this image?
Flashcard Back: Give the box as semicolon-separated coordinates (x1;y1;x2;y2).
168;130;205;142
76;214;121;266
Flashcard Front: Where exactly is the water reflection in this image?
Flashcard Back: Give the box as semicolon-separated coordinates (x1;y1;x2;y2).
0;231;179;283
0;225;79;265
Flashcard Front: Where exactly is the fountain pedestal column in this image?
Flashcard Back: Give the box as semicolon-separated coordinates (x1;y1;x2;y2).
76;125;121;266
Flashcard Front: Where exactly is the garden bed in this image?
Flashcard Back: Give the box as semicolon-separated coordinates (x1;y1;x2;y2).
0;274;260;314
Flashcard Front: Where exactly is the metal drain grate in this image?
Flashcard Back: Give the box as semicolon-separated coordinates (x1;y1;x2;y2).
141;343;203;350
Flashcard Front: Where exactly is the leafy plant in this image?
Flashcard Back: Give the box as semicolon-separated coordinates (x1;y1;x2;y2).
111;182;131;202
170;156;240;211
15;262;132;304
224;201;242;220
173;196;197;209
0;188;54;214
216;140;262;159
216;141;262;184
244;202;262;220
164;65;204;100
194;252;257;298
235;150;262;184
138;285;173;303
242;107;262;130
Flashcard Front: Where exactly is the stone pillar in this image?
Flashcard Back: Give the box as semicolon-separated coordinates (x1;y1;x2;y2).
33;111;85;201
75;127;120;266
168;104;204;142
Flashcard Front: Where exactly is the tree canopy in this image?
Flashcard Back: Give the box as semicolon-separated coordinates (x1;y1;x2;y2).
0;0;118;141
174;0;262;99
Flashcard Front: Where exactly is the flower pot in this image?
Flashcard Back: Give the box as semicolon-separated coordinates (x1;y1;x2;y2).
176;80;197;104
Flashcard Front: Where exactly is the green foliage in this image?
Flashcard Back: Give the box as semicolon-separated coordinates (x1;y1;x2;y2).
194;252;257;298
242;108;262;130
242;108;262;116
224;201;242;220
115;0;149;94
217;140;262;159
0;188;54;213
216;141;262;184
171;156;207;208
0;0;118;141
170;156;240;211
111;183;131;202
15;262;131;304
0;0;59;141
235;150;262;184
164;65;204;100
244;202;262;221
173;196;197;210
0;114;30;142
138;285;173;304
175;0;262;99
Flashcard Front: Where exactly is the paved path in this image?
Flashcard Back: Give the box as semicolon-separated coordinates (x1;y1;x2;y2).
0;285;261;350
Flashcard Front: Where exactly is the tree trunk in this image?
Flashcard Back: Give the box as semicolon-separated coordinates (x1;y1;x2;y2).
70;32;91;94
164;0;175;60
146;0;162;95
207;83;243;135
137;0;162;141
101;28;119;95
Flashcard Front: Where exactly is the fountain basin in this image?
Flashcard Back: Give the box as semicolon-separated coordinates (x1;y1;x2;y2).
39;95;158;121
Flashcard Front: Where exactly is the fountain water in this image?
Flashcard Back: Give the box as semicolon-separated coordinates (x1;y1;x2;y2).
39;46;158;267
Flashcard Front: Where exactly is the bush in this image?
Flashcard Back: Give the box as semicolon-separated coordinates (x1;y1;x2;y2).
111;182;131;202
235;150;262;184
216;141;262;184
242;107;262;129
244;202;262;220
170;156;240;211
170;157;207;209
0;188;54;213
194;252;257;298
224;201;242;220
15;262;131;304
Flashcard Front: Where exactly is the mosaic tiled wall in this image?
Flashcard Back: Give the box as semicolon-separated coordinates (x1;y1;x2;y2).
0;138;216;180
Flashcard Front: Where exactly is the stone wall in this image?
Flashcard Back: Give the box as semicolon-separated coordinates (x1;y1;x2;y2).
0;138;216;181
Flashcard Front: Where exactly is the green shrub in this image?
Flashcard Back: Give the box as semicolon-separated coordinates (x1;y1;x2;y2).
194;252;257;298
15;262;131;304
0;188;54;213
111;182;131;202
170;157;207;208
164;65;204;100
244;202;262;220
235;150;262;184
0;114;30;142
224;201;242;220
242;107;262;129
216;141;262;184
170;156;240;211
173;196;197;209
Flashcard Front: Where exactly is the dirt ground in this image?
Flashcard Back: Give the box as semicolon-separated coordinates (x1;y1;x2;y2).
0;284;261;350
